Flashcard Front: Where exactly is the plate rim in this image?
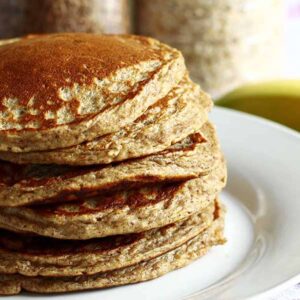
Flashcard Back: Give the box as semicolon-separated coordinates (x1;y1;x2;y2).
213;106;300;139
213;107;300;300
5;107;300;300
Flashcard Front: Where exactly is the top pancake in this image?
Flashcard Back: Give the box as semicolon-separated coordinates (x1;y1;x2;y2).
0;33;185;152
0;75;212;165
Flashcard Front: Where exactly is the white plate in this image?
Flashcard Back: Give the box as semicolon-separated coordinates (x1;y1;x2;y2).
12;108;300;300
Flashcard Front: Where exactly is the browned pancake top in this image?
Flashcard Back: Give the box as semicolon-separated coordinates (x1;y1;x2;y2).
0;33;162;131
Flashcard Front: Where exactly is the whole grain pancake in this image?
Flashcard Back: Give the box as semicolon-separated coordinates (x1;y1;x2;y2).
0;122;220;207
0;158;226;239
0;201;218;277
0;75;212;165
0;33;185;152
0;208;225;295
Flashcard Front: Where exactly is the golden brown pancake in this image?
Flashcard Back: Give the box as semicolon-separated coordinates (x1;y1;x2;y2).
0;159;226;239
0;32;228;297
0;33;185;152
0;122;221;207
0;205;225;295
0;201;220;277
0;74;212;165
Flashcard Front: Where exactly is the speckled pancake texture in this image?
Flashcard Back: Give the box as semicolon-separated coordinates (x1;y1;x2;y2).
0;122;220;207
0;200;221;277
0;33;227;296
0;33;185;152
0;160;226;239
0;205;225;295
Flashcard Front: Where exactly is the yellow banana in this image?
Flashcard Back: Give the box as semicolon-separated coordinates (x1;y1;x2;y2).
215;80;300;131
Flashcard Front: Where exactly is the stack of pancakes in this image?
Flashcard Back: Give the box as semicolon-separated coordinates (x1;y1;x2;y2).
0;33;227;295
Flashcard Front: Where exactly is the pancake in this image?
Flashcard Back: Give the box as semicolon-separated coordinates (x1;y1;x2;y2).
0;33;185;152
0;206;225;295
0;32;228;297
0;201;218;277
0;122;220;207
0;75;212;165
0;158;226;239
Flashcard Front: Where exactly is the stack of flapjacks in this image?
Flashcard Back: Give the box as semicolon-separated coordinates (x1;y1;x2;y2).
0;33;226;295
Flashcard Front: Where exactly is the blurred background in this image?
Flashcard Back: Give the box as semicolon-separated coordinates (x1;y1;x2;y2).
0;0;299;129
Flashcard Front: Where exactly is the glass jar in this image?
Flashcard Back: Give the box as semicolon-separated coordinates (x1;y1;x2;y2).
0;0;132;38
0;0;25;38
23;0;132;34
136;0;283;98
